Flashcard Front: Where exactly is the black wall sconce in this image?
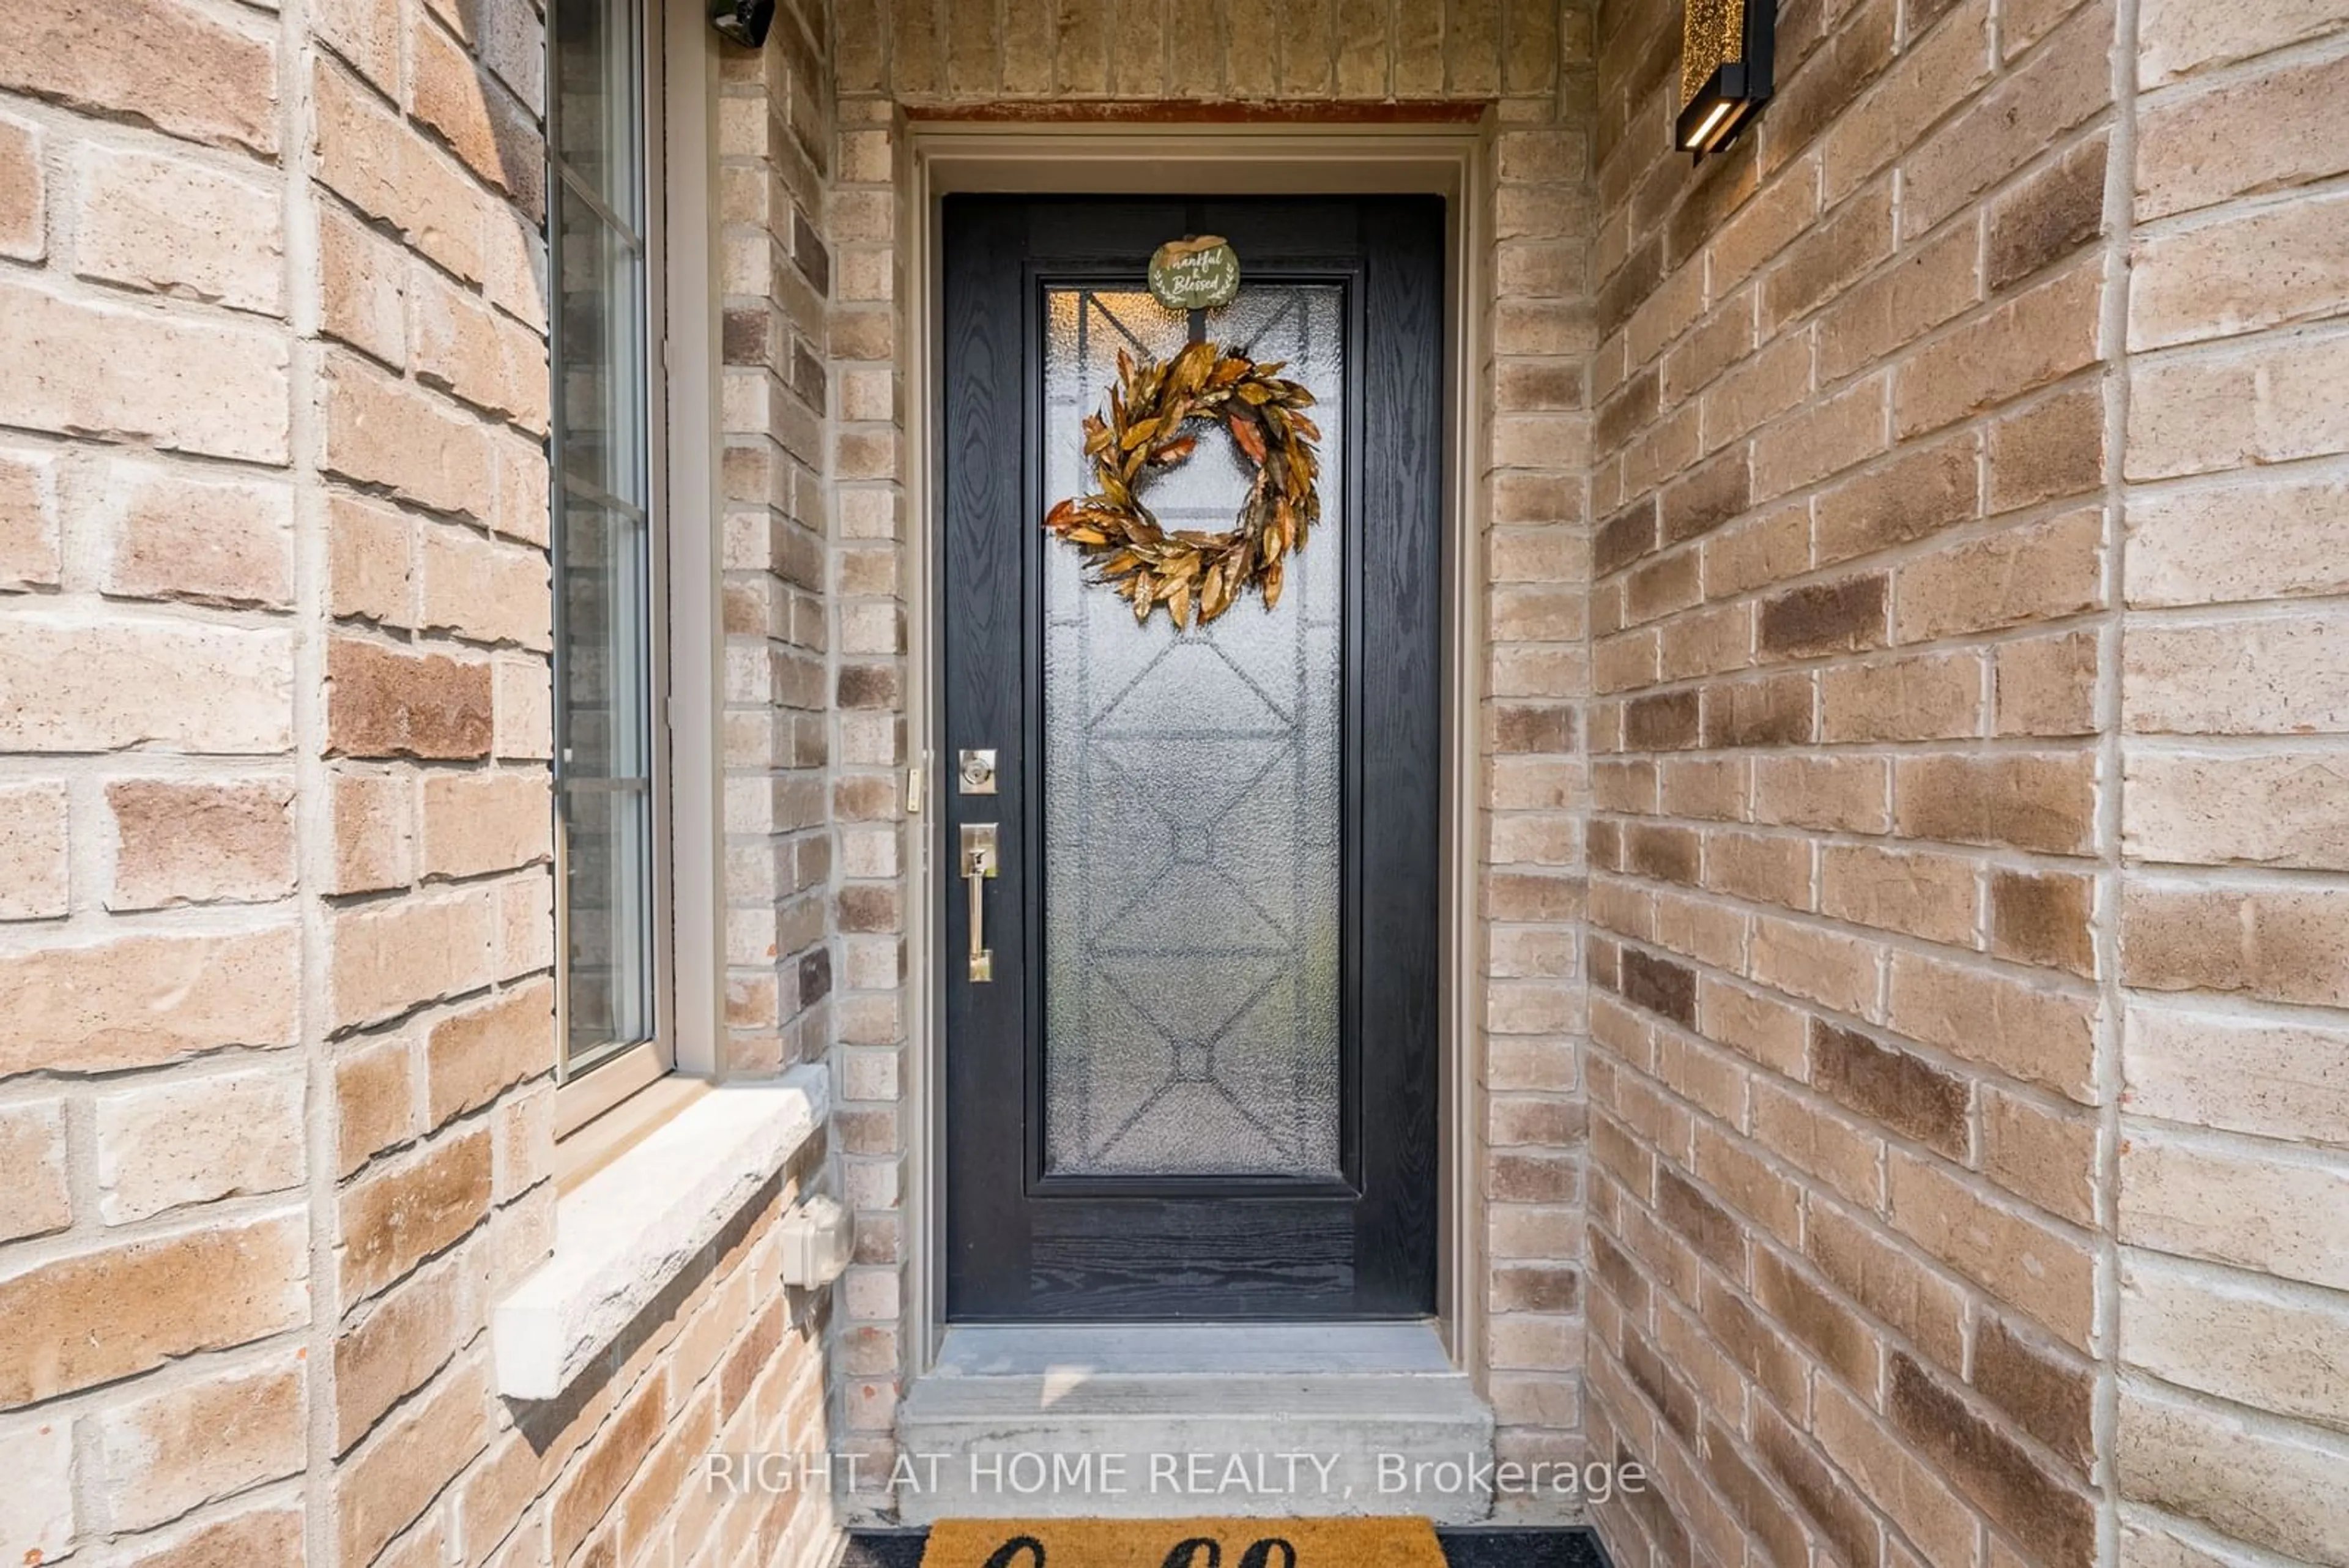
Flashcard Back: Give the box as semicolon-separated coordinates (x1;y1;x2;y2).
711;0;774;48
1677;0;1775;157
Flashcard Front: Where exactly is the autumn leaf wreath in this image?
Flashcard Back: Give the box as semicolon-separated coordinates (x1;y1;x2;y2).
1042;338;1323;630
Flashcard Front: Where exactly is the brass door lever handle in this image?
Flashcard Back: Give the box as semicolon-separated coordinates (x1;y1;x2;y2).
960;823;998;982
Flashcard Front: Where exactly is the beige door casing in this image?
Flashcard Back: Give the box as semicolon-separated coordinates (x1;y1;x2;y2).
894;117;1501;1382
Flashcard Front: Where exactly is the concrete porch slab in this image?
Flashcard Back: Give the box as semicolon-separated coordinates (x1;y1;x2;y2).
893;1324;1496;1526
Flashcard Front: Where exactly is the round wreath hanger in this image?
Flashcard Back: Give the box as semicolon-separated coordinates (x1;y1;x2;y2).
1042;339;1323;630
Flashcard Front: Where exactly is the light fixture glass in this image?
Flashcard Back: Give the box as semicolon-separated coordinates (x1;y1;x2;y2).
1677;0;1775;157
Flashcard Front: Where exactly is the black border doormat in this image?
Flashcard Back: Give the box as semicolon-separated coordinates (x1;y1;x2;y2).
841;1526;1610;1567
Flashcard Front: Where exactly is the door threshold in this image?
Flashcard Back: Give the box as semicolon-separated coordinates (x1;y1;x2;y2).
930;1320;1457;1377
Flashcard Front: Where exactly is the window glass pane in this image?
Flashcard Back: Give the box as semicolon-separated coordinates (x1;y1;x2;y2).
555;184;647;503
550;0;654;1076
552;0;642;226
558;492;654;1065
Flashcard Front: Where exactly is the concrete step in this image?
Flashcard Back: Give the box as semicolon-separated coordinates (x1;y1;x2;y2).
892;1325;1496;1525
840;1528;1614;1567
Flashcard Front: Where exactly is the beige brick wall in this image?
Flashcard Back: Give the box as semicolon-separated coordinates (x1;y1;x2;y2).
719;12;839;1079
1584;0;2349;1558
1581;0;2121;1561
823;0;1600;1514
0;0;839;1563
0;0;314;1559
2113;2;2349;1560
13;1;2349;1561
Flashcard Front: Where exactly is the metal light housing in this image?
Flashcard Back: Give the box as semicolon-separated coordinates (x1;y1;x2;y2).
1677;0;1776;157
710;0;774;49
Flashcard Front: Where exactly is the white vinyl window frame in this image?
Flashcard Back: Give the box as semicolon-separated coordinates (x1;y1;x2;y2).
547;0;675;1128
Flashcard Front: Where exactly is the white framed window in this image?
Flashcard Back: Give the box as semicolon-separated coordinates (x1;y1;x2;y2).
549;0;672;1121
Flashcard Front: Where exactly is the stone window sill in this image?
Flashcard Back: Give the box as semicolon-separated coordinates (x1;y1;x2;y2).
491;1065;827;1400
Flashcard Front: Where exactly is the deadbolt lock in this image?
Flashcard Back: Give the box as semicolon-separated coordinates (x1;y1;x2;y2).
957;748;997;795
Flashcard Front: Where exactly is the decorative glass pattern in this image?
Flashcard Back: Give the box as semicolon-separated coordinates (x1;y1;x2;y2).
1041;284;1346;1178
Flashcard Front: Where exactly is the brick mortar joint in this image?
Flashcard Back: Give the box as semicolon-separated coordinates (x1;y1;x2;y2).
1582;1167;2099;1559
1586;1012;2096;1253
1591;869;2104;1002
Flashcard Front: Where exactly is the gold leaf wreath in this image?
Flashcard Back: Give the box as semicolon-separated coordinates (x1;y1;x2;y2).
1042;338;1323;630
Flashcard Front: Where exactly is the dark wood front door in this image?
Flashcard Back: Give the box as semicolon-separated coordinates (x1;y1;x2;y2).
940;195;1444;1320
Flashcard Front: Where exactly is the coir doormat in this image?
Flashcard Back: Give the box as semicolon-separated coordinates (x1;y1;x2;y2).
919;1517;1447;1567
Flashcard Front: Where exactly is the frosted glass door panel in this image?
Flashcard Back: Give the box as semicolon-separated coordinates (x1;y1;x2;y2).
1041;284;1346;1178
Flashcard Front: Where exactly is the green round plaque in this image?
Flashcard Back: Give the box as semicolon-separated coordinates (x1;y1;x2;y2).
1148;235;1240;311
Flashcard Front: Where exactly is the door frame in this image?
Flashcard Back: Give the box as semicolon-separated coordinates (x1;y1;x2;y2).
900;117;1497;1381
